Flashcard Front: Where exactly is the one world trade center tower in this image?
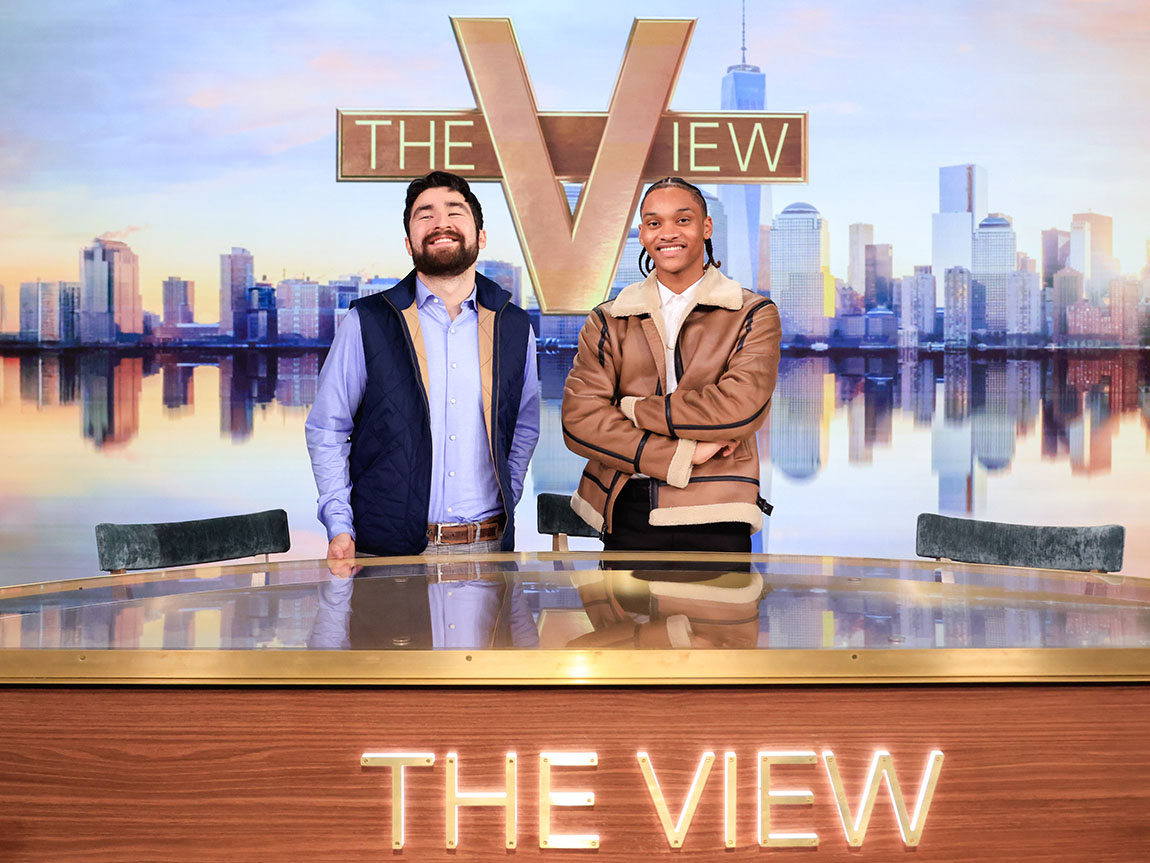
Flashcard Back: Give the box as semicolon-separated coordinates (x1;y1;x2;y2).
719;9;770;294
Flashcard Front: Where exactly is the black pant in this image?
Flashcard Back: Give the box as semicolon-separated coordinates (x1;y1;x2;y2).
602;479;751;571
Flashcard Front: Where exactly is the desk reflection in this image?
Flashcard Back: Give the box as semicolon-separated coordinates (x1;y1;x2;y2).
566;570;767;649
309;564;540;650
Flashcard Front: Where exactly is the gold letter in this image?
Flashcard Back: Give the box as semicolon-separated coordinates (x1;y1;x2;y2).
445;752;517;850
444;120;475;170
539;752;598;849
400;119;435;171
452;17;694;313
726;121;790;173
354;119;392;171
724;751;737;848
361;751;435;849
822;750;945;848
689;122;719;172
758;751;818;848
637;751;714;848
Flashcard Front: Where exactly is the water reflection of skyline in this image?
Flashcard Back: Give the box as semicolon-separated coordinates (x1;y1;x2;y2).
2;348;1149;577
7;349;1149;478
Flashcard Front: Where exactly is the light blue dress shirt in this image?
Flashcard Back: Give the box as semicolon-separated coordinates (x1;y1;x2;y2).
304;278;540;541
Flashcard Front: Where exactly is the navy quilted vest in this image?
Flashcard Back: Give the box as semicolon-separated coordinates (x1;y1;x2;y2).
348;270;530;555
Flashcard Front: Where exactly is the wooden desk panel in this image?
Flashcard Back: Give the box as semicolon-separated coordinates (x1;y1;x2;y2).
0;685;1146;862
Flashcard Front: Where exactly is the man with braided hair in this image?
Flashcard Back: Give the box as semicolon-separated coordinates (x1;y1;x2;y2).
562;177;781;554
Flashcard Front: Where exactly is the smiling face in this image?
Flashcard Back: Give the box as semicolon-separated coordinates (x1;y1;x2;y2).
404;186;487;278
638;186;713;289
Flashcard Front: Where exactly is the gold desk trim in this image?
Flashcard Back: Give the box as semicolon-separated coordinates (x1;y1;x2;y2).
1;648;1148;686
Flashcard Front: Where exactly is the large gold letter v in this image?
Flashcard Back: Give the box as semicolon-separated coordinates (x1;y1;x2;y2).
452;18;694;314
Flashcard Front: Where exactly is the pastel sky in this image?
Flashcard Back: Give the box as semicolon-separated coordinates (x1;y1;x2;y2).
1;0;1147;326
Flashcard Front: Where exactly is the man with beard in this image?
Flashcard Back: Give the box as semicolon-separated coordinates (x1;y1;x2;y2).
306;171;539;560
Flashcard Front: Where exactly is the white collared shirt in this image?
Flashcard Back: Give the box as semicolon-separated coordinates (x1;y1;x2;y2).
656;275;703;392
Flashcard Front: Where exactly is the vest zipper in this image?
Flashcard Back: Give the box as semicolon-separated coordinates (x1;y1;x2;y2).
384;293;433;525
491;299;510;528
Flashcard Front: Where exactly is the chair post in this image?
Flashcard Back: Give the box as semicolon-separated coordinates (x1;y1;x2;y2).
552;534;569;553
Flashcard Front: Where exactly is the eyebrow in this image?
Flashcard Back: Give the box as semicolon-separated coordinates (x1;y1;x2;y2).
413;200;469;216
642;207;695;218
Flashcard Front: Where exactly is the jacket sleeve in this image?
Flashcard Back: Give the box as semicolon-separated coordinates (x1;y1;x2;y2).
621;301;781;442
561;308;697;488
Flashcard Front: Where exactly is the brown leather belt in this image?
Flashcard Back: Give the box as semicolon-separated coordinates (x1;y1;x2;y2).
426;515;503;545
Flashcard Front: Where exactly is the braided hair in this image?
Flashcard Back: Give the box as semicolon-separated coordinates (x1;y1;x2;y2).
637;177;722;276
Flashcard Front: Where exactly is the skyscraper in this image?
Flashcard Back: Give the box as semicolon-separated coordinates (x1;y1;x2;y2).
899;267;936;338
701;189;728;282
476;260;522;307
932;164;987;288
1109;278;1141;345
246;284;278;343
1006;270;1042;337
848;223;873;296
770;202;832;338
1051;267;1083;343
718;5;769;293
275;278;330;342
219;247;254;337
972;215;1016;333
944;267;972;347
1071;211;1117;302
1041;229;1070;289
58;282;80;344
80;238;141;343
162;277;195;326
20;282;59;342
864;243;893;309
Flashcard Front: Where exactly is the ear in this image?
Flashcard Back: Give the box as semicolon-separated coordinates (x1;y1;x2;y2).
477;228;487;250
404;236;413;257
703;215;713;241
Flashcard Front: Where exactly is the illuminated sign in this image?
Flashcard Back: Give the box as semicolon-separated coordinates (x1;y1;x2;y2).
361;748;944;851
337;18;808;313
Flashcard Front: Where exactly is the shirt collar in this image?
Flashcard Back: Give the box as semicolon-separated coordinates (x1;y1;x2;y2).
656;275;703;308
415;277;477;310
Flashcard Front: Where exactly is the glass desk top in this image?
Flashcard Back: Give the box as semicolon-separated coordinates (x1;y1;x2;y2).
1;552;1147;685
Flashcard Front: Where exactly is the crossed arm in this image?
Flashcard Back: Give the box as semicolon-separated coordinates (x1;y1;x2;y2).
561;303;780;487
620;300;781;442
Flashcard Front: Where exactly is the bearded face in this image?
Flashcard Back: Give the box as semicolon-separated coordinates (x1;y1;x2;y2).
405;187;486;279
409;228;480;277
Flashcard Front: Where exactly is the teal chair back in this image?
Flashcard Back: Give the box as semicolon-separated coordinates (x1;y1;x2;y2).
915;513;1124;572
95;509;290;572
537;493;600;551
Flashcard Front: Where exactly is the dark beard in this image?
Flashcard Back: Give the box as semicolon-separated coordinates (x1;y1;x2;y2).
411;232;480;277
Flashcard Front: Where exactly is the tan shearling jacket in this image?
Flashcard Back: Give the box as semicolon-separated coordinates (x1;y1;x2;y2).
561;266;781;535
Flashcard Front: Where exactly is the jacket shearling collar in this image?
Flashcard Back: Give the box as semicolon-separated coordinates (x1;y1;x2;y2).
609;265;744;319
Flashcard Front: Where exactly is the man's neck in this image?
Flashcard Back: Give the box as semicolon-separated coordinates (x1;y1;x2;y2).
418;268;476;319
655;263;706;294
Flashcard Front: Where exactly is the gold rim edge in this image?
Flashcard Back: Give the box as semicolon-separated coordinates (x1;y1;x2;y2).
1;648;1147;685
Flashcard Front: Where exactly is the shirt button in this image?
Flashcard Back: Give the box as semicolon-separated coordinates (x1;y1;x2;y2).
447;507;453;513
451;362;457;369
447;591;453;597
450;398;456;404
433;298;440;304
449;434;456;441
449;623;456;630
449;471;455;477
449;329;455;335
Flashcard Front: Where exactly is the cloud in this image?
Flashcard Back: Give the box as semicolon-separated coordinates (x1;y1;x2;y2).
98;225;147;241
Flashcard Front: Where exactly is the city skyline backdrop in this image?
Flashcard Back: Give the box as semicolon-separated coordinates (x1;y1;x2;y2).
2;0;1149;326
